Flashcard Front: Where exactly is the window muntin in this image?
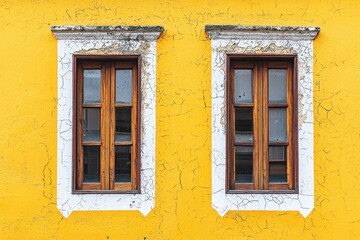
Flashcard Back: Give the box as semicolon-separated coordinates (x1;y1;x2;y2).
75;57;140;193
227;57;296;192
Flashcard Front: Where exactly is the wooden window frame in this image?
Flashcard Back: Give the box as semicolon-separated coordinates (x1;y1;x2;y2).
72;55;141;194
226;54;298;194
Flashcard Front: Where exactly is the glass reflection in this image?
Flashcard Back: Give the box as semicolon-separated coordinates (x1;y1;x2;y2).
269;108;287;142
115;146;131;183
235;146;253;183
269;146;287;183
115;108;132;142
83;108;100;142
83;70;101;103
116;70;132;104
235;108;253;143
234;69;253;103
83;146;100;183
269;69;287;103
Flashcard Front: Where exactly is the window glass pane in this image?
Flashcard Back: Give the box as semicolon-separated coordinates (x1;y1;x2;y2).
235;108;253;143
83;146;100;183
268;69;287;103
116;70;132;104
269;108;287;142
235;146;253;183
234;69;253;103
83;108;100;142
115;146;131;183
83;69;101;104
115;108;132;142
269;146;287;183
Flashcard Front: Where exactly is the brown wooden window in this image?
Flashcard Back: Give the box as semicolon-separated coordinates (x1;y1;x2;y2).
227;55;298;192
74;56;140;193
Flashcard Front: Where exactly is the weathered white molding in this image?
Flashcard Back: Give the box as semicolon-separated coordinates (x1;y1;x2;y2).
53;26;163;218
207;25;319;218
205;25;320;41
51;26;163;40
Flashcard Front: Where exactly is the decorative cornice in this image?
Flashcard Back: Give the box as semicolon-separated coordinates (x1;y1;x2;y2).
205;25;320;41
51;26;164;41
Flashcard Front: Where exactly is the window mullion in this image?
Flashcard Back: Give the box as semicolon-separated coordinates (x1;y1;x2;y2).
262;61;269;190
100;63;106;190
257;62;264;190
100;63;111;190
109;63;116;190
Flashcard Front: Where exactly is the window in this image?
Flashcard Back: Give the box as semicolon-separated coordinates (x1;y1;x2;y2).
74;56;140;192
206;25;319;217
52;25;162;217
227;56;297;192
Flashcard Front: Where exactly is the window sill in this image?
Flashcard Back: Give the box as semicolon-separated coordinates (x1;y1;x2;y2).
72;190;141;194
226;189;298;195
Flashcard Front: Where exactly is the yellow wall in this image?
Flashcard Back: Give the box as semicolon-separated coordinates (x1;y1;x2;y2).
1;0;360;239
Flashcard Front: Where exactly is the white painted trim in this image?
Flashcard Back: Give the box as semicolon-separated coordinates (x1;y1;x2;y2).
54;27;162;218
209;32;318;218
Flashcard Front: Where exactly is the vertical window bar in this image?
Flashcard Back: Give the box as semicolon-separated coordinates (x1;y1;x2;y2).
253;63;259;190
228;61;235;190
100;63;109;190
109;63;116;190
286;63;293;189
261;62;269;190
76;64;84;190
131;64;138;190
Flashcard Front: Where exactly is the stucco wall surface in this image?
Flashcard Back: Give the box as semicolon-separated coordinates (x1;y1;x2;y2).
1;0;360;239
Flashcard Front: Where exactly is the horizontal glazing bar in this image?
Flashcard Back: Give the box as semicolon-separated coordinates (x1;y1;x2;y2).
268;104;288;108
234;103;254;108
268;142;288;146
115;103;133;108
235;142;254;146
82;104;102;108
82;142;101;146
114;142;132;146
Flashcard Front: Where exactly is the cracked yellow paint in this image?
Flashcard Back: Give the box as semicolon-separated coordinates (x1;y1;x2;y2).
1;0;360;239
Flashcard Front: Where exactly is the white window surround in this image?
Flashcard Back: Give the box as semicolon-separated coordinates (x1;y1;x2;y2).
52;26;163;218
205;25;320;218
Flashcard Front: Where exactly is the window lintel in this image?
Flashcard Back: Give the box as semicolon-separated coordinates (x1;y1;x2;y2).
51;25;164;41
205;25;320;40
